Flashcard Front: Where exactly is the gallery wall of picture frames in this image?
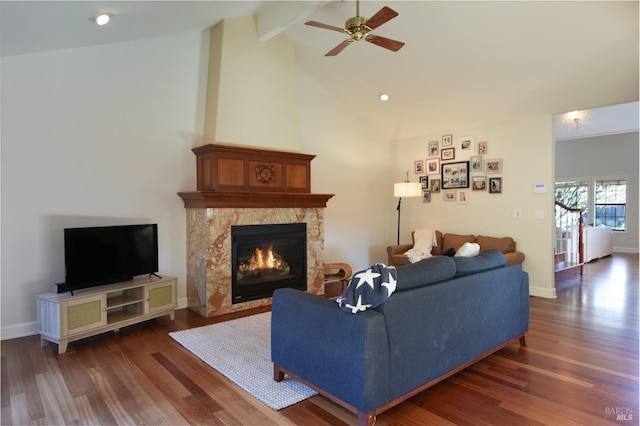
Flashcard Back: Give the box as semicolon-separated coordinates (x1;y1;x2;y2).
414;134;503;204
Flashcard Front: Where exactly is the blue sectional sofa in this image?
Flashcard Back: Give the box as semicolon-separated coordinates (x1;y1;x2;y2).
271;250;529;426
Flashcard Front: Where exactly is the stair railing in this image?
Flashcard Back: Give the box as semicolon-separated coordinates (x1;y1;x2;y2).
554;201;584;272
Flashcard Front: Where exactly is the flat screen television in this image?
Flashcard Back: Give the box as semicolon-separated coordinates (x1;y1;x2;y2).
64;224;159;294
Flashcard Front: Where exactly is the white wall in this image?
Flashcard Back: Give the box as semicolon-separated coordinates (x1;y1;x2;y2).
0;30;398;338
0;32;207;338
297;70;393;271
555;102;639;141
391;115;556;298
556;132;639;253
205;16;301;152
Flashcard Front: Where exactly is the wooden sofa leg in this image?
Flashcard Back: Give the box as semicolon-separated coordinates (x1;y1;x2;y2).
358;411;375;426
273;364;285;382
519;332;528;347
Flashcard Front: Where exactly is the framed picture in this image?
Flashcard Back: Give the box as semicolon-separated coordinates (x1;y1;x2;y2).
414;160;424;174
442;134;453;147
484;158;503;174
429;178;441;193
472;176;487;191
458;135;475;153
489;177;502;193
470;156;482;172
426;158;440;175
419;175;429;189
422;191;431;203
443;190;456;201
457;190;469;204
477;141;488;155
441;148;455;161
428;140;439;157
441;161;469;189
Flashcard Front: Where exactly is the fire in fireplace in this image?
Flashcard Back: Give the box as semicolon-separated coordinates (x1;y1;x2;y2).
238;246;289;276
231;223;307;303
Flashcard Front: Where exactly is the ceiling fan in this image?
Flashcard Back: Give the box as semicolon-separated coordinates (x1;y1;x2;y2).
305;0;405;56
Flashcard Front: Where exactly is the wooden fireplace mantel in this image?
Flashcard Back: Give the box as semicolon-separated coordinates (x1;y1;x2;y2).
178;191;334;208
179;143;334;208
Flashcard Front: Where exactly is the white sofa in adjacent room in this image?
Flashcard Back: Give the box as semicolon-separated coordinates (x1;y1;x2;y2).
583;226;614;262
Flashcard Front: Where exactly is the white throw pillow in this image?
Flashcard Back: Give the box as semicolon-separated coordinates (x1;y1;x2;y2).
454;242;480;257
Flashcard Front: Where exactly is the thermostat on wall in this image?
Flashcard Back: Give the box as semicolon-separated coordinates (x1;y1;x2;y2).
533;184;547;194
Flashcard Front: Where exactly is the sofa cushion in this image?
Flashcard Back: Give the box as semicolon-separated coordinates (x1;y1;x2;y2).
395;256;456;291
453;249;507;277
441;233;476;252
454;242;480;257
476;235;515;254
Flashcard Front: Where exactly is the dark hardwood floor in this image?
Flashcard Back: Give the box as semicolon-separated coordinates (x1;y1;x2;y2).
2;253;638;425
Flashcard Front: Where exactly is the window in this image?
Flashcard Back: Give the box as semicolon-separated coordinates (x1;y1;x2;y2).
595;179;626;231
555;180;589;226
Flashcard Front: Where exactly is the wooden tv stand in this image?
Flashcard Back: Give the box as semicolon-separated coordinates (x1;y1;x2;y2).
37;275;177;354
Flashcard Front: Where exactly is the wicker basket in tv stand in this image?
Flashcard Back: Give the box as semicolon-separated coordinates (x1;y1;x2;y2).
37;275;177;354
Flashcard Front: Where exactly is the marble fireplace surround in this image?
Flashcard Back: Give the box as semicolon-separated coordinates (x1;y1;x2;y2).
178;144;334;317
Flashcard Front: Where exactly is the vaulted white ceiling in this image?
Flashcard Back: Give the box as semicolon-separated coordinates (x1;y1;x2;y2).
1;1;638;141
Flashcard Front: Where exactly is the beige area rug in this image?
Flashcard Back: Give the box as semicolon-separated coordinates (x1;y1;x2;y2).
169;312;317;410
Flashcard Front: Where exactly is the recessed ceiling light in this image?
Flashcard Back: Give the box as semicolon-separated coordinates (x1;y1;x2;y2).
380;93;390;101
92;14;112;26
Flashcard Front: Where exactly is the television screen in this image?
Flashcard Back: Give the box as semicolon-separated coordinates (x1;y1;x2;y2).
64;224;159;293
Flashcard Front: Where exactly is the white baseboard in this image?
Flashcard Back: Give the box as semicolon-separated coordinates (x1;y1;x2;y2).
529;285;557;299
614;247;639;254
177;296;188;310
1;321;38;341
2;297;190;341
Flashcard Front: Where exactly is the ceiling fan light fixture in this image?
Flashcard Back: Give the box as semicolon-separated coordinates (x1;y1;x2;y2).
305;1;404;56
92;14;112;26
345;16;369;41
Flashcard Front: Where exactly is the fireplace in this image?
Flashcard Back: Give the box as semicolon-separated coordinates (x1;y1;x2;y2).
231;223;306;303
178;144;334;317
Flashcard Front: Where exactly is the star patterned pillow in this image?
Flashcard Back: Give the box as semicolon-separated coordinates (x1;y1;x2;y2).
334;263;398;314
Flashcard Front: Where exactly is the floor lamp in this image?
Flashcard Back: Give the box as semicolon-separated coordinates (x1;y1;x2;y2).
394;172;423;244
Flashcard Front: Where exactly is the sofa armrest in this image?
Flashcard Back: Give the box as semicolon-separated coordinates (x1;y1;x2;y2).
504;251;525;265
387;244;413;256
271;288;390;412
386;244;413;266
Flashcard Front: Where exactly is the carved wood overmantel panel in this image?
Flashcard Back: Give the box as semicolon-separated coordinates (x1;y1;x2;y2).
179;143;333;208
194;143;314;193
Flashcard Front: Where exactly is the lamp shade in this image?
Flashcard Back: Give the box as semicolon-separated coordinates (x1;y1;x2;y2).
394;182;422;198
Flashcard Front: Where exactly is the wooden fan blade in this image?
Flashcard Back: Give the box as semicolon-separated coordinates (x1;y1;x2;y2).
366;35;405;52
326;40;352;56
364;6;399;30
305;21;345;33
